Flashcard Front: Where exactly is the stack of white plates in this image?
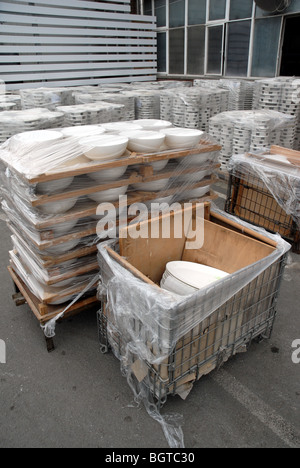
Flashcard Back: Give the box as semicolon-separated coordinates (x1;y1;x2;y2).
161;261;229;296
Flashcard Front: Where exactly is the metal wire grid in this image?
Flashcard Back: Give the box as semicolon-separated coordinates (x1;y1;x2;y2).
226;175;299;252
97;255;286;407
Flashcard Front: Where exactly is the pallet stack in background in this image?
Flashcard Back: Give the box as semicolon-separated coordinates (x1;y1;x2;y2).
252;78;300;151
209;110;296;172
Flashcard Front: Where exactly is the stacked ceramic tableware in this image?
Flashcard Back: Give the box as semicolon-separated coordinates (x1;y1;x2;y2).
0;126;131;309
56;102;125;126
161;261;229;296
160;87;229;133
253;78;300;150
73;91;136;121
20;87;75;111
209;110;296;171
194;78;254;111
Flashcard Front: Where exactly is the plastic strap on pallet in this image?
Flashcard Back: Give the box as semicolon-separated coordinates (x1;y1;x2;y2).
41;273;99;339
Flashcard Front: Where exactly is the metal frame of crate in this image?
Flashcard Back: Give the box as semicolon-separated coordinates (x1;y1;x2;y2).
97;253;286;408
225;174;300;254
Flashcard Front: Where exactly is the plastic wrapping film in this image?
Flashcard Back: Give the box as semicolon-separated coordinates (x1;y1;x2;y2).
96;204;290;447
0;108;65;144
194;78;254;111
160;86;229;132
19;87;75;111
209;109;297;171
252;78;300;151
56;102;126;126
0;123;221;334
228;151;300;228
0;94;22;111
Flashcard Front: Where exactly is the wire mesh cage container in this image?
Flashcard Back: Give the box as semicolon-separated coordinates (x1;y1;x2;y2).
98;252;286;408
97;204;289;408
225;146;300;254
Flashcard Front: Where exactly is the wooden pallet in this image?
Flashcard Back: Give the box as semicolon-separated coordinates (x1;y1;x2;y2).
8;266;99;352
16;141;221;185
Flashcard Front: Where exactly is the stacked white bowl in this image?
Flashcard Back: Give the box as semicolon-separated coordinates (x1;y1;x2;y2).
161;261;229;296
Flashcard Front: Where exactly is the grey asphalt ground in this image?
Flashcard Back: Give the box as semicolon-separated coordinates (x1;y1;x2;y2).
0;183;299;449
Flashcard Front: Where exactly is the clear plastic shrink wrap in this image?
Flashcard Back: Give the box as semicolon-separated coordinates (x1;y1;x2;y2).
0;108;65;144
19;87;75;111
227;151;300;229
209;110;296;171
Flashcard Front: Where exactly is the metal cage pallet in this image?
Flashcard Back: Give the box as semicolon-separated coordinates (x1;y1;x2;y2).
97;254;286;408
225;174;300;254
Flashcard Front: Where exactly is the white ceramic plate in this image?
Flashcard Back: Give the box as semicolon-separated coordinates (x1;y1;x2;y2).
80;135;129;161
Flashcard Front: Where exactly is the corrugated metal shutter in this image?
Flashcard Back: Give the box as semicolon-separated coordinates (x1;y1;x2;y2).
0;0;157;90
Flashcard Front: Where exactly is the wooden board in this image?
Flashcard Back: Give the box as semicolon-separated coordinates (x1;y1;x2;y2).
9;254;98;306
247;145;300;169
182;219;275;274
116;204;276;285
10;229;98;267
16;142;221;184
29;162;220;207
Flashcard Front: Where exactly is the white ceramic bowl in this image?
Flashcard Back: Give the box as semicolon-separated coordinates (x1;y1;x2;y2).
102;122;143;133
50;219;78;237
179;170;211;183
179;152;215;167
150;159;169;172
132;178;169;192
120;130;165;153
61;125;106;138
48;293;77;305
133;119;173;131
88;165;128;183
80;135;129;161
161;273;197;296
183;185;211;200
38;197;78;215
45;238;80;255
89;185;128;203
161;261;229;295
37;177;74;194
163;128;203;149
